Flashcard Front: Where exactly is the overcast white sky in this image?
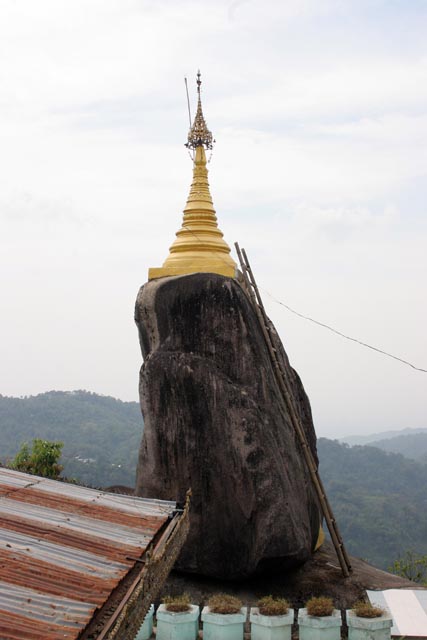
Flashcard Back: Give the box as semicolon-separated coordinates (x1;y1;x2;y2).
1;0;426;437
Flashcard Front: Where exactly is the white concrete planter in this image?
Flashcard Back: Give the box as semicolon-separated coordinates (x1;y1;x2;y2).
156;603;199;640
134;604;154;640
201;606;247;640
298;608;341;640
250;607;294;640
346;610;393;640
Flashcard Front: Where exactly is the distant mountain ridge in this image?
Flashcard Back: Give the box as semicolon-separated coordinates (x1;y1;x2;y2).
341;427;427;446
368;432;427;463
340;427;427;463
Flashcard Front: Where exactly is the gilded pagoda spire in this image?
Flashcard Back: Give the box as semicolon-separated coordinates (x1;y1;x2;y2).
148;72;237;280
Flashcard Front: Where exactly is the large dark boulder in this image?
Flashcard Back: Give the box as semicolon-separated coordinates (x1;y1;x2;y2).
135;273;321;579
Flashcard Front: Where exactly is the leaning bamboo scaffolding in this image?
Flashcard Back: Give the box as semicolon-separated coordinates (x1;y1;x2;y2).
235;242;351;578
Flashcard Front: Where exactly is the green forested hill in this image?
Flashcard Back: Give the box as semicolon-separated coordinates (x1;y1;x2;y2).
318;438;427;569
0;391;142;487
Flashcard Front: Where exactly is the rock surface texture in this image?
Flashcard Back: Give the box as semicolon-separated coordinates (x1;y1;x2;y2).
135;273;321;579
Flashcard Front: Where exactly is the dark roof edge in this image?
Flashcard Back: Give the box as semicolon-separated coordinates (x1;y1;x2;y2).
79;490;191;640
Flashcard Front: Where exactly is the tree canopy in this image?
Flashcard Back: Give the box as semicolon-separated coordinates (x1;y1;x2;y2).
8;439;63;479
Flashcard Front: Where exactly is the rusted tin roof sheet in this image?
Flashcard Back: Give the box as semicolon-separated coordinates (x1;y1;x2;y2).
0;467;176;640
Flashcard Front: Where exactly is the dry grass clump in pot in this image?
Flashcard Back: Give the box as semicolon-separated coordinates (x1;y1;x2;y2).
305;596;334;617
163;593;192;612
352;601;385;618
257;596;289;616
207;593;242;614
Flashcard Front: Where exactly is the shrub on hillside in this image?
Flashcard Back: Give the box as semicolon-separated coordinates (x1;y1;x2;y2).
8;439;63;479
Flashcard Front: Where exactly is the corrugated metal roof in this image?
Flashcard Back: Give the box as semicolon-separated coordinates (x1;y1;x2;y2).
0;467;176;640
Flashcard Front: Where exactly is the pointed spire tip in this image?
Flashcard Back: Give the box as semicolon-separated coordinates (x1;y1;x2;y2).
185;71;214;151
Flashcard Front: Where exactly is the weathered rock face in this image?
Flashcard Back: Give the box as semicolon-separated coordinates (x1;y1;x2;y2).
135;273;321;580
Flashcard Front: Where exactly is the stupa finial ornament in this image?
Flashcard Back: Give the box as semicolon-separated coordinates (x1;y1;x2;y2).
185;71;214;150
148;73;236;280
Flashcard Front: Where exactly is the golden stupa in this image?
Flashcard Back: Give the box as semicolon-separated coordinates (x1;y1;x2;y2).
148;73;237;280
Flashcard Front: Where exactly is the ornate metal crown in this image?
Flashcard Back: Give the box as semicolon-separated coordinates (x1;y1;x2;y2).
185;71;214;150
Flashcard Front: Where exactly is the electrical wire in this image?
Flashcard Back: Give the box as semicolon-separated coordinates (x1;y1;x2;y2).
178;226;427;374
262;287;427;374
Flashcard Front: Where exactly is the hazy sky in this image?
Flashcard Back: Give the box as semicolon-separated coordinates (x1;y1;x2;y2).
1;0;426;437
